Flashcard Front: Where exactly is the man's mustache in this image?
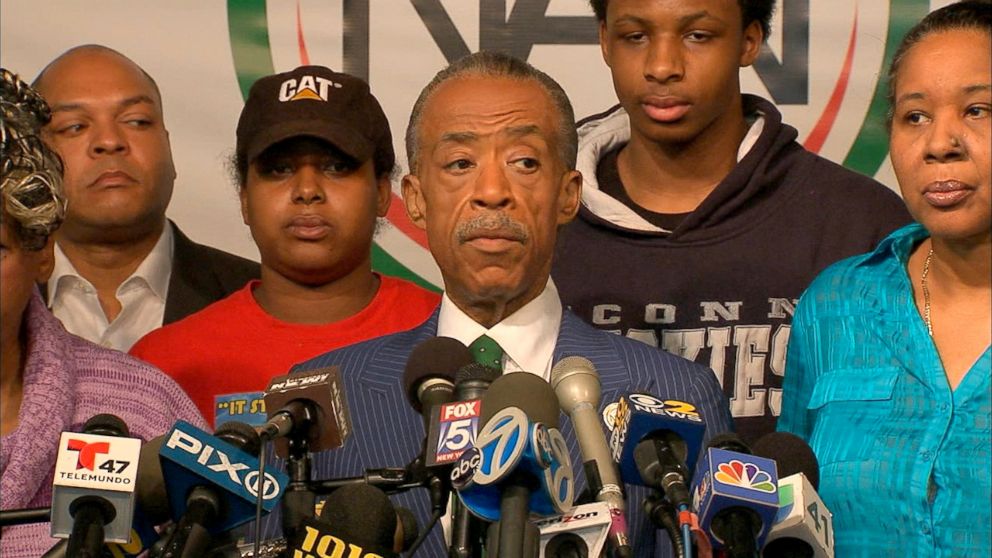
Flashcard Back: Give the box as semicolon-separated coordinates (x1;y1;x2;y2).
456;212;529;244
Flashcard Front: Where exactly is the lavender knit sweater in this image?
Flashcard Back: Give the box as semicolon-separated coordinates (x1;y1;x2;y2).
0;292;206;557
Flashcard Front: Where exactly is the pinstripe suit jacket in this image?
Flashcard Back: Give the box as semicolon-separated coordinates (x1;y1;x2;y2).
286;308;732;557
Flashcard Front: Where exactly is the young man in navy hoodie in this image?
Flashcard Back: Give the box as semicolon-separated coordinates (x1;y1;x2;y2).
553;0;912;442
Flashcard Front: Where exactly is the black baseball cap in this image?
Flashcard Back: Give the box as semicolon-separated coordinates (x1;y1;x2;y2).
236;65;394;169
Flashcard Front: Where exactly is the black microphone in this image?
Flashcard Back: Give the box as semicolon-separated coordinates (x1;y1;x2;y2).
446;363;500;558
403;337;473;427
754;433;833;558
288;484;406;557
401;337;475;523
49;414;142;558
259;365;352;455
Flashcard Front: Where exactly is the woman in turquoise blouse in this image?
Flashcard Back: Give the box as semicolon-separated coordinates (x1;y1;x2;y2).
778;2;991;556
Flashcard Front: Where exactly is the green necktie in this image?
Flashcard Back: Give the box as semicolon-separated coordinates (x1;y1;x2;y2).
469;334;504;369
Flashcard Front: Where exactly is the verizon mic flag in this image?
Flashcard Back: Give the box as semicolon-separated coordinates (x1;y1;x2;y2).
753;432;833;558
551;356;632;558
261;365;351;458
692;437;779;558
50;414;142;546
157;421;288;534
537;501;612;558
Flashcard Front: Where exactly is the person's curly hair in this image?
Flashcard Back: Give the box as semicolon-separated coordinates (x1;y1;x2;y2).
1;68;66;251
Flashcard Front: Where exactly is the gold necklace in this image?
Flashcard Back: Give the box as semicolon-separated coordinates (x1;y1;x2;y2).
921;247;934;336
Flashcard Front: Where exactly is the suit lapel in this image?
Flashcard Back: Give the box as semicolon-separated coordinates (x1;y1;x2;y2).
165;222;218;324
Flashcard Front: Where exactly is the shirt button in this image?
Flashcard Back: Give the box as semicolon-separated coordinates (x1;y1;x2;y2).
921;523;932;535
920;449;932;460
940;403;950;411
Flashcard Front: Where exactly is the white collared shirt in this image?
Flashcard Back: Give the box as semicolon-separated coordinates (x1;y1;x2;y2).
48;224;174;351
437;279;563;380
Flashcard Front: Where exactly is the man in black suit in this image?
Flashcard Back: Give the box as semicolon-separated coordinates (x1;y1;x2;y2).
33;45;258;350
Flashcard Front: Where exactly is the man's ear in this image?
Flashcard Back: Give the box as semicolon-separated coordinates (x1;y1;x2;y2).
740;20;764;67
599;22;612;67
374;176;392;218
556;170;583;225
401;174;427;230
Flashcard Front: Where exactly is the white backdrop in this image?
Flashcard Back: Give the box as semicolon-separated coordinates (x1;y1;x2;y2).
1;0;952;287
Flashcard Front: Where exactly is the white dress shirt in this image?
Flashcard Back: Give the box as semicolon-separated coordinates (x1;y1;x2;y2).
48;224;173;351
436;279;563;380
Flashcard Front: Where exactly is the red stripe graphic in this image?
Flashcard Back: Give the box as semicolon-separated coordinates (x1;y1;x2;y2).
296;0;310;65
803;11;859;153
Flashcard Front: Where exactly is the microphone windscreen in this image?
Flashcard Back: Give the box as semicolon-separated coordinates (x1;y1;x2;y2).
320;484;397;550
455;362;501;384
395;507;419;551
480;371;560;428
707;432;751;454
752;432;820;490
83;413;129;437
403;337;474;410
135;435;172;524
214;421;261;456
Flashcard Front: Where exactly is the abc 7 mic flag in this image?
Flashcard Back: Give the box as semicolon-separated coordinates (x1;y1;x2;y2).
451;406;574;521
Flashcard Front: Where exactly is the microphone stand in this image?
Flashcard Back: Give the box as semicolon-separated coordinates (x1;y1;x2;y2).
281;425;316;544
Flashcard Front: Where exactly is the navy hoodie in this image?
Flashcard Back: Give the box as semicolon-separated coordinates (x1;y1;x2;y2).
553;95;913;443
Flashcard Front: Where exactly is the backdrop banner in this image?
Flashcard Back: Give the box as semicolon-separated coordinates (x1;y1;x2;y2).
1;0;950;289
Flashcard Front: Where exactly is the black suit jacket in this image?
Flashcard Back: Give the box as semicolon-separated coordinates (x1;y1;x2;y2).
163;222;259;324
44;221;259;325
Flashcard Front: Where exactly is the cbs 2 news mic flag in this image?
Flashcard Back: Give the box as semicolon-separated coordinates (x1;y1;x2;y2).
607;393;706;483
52;432;142;543
159;421;289;533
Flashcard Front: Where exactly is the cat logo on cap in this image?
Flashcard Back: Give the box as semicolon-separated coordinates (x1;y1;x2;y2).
278;75;342;102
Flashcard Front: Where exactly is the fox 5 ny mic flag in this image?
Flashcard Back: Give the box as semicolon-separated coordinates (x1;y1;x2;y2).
427;398;482;467
51;432;142;543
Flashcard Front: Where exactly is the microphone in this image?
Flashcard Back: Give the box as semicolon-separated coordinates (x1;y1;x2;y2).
452;372;574;557
753;433;833;558
537;501;613;558
288;484;406;558
403;337;474;427
550;357;631;558
692;434;779;558
606;392;706;512
155;420;288;556
259;365;352;456
49;414;143;556
441;363;501;558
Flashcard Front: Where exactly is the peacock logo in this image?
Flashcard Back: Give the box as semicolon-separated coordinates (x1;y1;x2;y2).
714;460;777;493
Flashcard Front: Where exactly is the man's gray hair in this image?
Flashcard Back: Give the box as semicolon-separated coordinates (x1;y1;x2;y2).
405;50;578;174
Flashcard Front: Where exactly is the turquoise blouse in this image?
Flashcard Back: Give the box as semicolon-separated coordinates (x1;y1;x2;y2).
779;223;991;557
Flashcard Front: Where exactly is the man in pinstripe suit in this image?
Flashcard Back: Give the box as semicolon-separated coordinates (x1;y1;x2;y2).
288;52;733;557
